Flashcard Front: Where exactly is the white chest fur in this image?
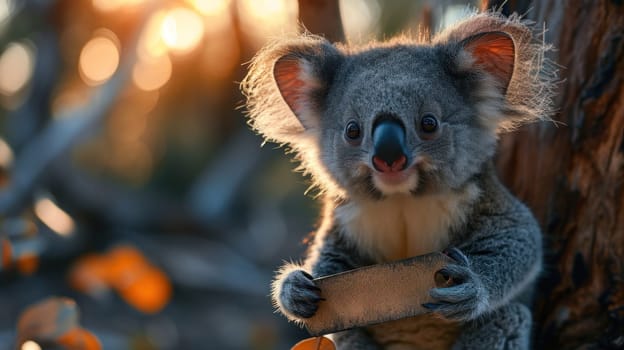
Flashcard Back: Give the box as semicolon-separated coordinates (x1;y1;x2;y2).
335;185;480;262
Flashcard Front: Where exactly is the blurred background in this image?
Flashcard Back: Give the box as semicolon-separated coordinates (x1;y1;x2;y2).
0;1;478;349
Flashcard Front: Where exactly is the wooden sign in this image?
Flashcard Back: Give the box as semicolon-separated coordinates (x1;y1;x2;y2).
303;252;452;336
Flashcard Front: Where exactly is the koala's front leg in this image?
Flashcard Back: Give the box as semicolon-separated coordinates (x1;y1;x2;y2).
424;214;542;324
272;228;371;323
272;228;380;349
273;267;322;320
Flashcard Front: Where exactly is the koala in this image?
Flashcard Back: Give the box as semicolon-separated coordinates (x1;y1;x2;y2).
243;11;556;350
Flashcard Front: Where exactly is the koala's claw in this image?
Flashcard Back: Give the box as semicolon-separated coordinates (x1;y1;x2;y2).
442;247;470;266
436;248;470;287
279;270;323;319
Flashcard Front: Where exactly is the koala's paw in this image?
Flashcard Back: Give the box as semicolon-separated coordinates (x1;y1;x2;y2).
423;248;489;322
278;270;323;319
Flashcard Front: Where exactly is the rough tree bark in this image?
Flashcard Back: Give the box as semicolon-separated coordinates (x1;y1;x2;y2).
486;1;624;348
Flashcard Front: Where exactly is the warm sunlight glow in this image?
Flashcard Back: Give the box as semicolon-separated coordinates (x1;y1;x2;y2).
189;0;230;16
92;0;144;12
0;138;13;168
202;31;240;80
339;0;381;43
0;0;11;23
79;33;120;86
237;0;298;42
21;341;42;350
92;0;123;12
161;7;204;54
0;42;34;96
132;54;172;91
138;11;168;60
35;197;75;236
190;0;232;34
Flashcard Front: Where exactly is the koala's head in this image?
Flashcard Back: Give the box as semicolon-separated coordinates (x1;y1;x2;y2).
243;12;555;201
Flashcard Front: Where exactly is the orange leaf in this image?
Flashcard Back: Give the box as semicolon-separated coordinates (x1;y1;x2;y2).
69;254;110;295
56;327;102;350
70;246;172;314
107;245;150;279
1;238;12;270
0;167;10;188
291;337;336;350
16;297;79;345
17;253;39;275
117;267;172;314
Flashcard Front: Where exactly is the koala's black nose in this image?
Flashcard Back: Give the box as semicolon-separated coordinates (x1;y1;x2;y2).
372;117;408;173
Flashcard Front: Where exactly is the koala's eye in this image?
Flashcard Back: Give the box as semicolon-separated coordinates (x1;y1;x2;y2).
345;121;361;141
420;114;439;134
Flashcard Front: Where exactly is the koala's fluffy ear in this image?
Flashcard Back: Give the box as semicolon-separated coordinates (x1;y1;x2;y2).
434;12;557;130
273;54;327;131
459;31;515;93
242;35;342;145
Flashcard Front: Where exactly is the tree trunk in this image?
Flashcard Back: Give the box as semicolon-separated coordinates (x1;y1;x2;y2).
489;1;624;348
298;0;345;43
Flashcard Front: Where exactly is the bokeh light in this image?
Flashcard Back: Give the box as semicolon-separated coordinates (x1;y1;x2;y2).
0;41;35;96
133;53;172;91
138;11;168;60
0;0;11;24
189;0;230;16
191;0;232;34
34;197;76;236
0;137;14;168
20;341;42;350
92;0;144;12
161;7;205;55
237;0;298;43
339;0;381;43
92;0;122;12
79;31;120;86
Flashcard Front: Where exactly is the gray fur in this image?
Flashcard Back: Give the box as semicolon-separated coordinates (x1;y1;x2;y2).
243;11;555;350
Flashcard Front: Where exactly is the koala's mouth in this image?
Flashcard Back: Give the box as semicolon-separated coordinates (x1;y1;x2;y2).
367;117;420;195
371;165;419;195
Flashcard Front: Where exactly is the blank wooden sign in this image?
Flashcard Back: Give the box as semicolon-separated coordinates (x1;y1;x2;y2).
304;252;452;336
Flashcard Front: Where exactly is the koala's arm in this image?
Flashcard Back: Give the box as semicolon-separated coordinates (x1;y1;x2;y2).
427;195;542;321
272;223;371;322
460;203;542;308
